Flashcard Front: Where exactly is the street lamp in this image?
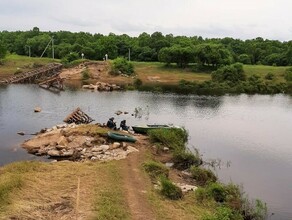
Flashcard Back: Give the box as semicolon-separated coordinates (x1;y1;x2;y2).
25;45;31;57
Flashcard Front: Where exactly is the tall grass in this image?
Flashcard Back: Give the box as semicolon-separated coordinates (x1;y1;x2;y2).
148;128;188;151
0;161;42;212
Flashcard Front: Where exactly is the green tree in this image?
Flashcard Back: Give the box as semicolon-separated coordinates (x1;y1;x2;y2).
0;41;7;59
212;63;245;83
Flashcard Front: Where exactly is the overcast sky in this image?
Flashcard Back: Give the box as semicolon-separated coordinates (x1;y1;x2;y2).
0;0;291;41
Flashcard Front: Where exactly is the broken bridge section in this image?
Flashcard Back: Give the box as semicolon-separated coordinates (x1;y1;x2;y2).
0;63;63;84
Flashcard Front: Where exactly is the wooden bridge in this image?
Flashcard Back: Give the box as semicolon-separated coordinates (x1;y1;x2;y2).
0;63;63;84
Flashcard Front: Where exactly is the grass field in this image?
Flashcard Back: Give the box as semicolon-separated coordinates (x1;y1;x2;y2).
0;54;59;79
133;62;289;85
0;55;289;85
133;62;211;84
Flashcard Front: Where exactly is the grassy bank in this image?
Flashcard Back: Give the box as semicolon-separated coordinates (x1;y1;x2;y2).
0;142;211;219
0;54;60;79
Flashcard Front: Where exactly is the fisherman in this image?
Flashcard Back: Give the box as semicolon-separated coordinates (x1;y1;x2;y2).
106;117;117;130
120;120;129;131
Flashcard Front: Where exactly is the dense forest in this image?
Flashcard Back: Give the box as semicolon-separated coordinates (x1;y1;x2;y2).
0;27;292;67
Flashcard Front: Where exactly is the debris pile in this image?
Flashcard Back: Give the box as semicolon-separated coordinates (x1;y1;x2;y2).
82;82;121;91
63;108;94;124
22;124;139;162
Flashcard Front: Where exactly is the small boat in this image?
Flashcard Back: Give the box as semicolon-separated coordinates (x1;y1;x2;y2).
107;131;137;143
132;124;172;134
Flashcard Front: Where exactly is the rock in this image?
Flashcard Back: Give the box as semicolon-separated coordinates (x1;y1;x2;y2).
175;183;198;193
165;162;174;168
124;111;129;114
56;145;66;150
111;142;121;149
17;131;25;135
91;157;97;161
34;107;42;112
50;160;58;163
62;150;74;157
56;124;67;129
48;150;60;157
57;136;68;146
126;146;139;153
67;136;74;142
92;147;103;152
163;147;170;152
99;145;110;152
52;126;57;130
115;110;123;115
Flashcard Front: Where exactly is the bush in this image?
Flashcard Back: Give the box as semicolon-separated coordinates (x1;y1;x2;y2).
173;151;202;170
190;166;217;186
212;63;245;83
143;160;169;180
285;67;292;81
133;78;143;88
82;69;90;80
203;206;243;220
148;128;188;151
265;72;274;80
207;183;227;203
160;176;183;200
111;57;134;75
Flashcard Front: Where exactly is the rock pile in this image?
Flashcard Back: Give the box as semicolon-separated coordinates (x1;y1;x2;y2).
22;123;139;162
82;82;121;91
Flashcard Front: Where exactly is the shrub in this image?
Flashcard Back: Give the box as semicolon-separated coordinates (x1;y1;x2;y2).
285;67;292;81
190;166;217;186
148;128;188;151
173;151;202;170
82;69;90;80
160;176;183;200
212;63;245;83
111;57;134;75
265;72;275;80
143;160;169;180
207;182;227;203
203;206;243;220
133;78;143;88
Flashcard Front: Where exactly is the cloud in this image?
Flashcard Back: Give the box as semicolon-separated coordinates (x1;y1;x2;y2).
0;0;291;40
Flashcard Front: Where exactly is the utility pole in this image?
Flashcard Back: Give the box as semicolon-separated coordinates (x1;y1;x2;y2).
128;48;131;62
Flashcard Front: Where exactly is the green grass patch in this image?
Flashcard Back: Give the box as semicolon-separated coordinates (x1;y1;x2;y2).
93;162;130;220
148;128;188;151
160;176;183;200
190;166;217;186
0;54;60;78
143;160;169;180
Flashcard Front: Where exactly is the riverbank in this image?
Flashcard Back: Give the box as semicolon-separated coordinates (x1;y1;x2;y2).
0;123;267;219
1;55;291;95
0;124;211;219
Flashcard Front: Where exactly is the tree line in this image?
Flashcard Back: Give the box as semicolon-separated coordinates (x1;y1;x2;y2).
0;27;292;67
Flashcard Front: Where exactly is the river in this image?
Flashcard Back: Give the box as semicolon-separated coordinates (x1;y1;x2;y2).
0;84;291;219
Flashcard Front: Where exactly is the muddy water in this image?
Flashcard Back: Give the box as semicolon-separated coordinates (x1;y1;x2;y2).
0;84;291;219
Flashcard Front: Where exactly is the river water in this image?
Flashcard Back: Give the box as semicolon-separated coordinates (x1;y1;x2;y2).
0;84;291;219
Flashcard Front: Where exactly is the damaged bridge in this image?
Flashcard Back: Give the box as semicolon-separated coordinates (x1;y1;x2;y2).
0;63;63;84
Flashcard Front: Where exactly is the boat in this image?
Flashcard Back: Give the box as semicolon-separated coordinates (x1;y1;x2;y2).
107;131;137;143
132;124;173;134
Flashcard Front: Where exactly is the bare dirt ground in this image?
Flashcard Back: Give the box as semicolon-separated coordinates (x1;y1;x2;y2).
60;61;133;85
120;137;156;220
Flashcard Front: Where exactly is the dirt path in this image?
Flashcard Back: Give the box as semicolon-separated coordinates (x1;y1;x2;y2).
120;146;156;220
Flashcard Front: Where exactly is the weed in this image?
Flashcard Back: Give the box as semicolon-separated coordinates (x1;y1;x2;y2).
143;160;169;180
160;176;183;200
173;151;202;170
190;166;217;186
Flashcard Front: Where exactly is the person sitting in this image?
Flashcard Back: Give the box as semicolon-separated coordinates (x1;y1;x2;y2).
106;117;117;130
120;120;129;131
